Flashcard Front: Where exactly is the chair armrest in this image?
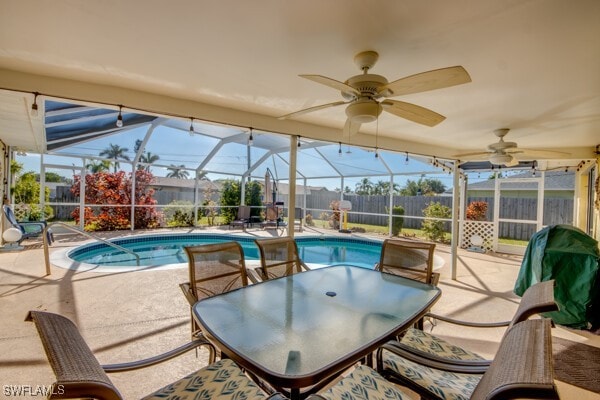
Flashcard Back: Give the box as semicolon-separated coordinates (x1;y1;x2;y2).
247;268;262;284
300;261;311;271
425;312;511;328
378;341;490;374
179;282;197;306
102;337;212;373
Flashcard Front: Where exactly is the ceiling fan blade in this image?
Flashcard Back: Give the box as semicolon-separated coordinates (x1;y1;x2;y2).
452;151;490;158
378;66;471;97
381;100;445;127
299;75;360;97
505;156;520;167
514;148;571;158
278;101;348;119
343;119;361;136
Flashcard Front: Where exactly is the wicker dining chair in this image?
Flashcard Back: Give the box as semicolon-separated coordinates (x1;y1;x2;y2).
375;238;439;285
253;237;310;281
391;279;557;369
376;318;559;400
27;311;280;400
181;241;249;362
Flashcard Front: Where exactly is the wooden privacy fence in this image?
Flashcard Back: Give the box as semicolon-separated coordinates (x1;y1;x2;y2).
52;185;573;241
294;192;573;240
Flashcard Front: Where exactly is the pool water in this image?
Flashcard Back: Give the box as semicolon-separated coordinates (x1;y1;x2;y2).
68;234;383;269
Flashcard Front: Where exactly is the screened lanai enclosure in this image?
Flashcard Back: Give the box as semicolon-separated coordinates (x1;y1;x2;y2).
5;99;592;259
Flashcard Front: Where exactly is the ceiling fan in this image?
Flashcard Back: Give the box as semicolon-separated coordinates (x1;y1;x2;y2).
278;50;471;135
454;128;570;166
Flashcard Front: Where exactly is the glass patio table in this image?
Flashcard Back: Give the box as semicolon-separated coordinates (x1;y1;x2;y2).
192;265;441;399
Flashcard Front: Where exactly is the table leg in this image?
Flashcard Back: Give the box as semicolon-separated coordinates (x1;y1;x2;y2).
290;388;300;400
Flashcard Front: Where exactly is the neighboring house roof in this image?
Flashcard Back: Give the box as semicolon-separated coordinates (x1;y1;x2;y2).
276;182;328;195
465;171;574;191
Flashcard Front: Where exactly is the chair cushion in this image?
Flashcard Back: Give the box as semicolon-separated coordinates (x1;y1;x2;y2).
142;359;268;400
318;364;409;400
381;348;482;400
400;328;486;361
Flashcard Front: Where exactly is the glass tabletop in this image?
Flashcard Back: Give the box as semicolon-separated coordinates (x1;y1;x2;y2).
193;265;441;391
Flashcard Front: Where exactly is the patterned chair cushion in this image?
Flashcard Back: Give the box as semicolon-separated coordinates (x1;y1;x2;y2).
400;328;486;361
142;358;268;400
318;364;409;400
381;348;482;400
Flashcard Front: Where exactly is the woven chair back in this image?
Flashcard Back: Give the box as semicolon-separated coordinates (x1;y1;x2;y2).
470;319;557;400
254;237;304;281
184;241;248;301
509;279;557;330
377;239;436;284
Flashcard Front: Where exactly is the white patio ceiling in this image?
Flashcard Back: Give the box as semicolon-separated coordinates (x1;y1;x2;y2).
0;1;599;167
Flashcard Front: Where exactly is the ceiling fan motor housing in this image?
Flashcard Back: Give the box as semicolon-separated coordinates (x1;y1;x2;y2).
345;98;383;123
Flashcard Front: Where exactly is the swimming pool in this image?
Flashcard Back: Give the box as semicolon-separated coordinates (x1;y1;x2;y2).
61;234;385;271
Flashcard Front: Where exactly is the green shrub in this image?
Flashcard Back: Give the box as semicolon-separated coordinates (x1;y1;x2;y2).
305;213;314;226
391;205;405;236
421;201;451;242
164;200;195;227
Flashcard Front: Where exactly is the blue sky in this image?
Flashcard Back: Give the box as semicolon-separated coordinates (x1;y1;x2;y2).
16;121;491;191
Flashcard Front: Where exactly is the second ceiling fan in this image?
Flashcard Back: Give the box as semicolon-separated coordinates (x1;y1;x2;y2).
279;50;472;135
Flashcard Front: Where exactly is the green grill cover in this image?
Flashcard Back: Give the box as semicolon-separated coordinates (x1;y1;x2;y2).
514;224;600;329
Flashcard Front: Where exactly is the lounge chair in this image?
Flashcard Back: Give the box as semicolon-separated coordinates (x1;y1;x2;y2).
181;241;249;362
3;204;53;244
388;279;557;368
261;205;287;231
253;237;310;282
375;238;438;285
377;318;559;400
229;205;251;230
27;310;283;400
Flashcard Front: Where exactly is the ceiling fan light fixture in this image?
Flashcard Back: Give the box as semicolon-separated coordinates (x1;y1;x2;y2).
489;153;513;165
345;100;382;123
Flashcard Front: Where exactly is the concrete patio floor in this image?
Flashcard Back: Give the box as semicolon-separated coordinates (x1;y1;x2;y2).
1;226;598;399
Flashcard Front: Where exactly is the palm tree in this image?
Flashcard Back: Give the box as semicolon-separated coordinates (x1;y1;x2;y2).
99;143;130;172
166;164;190;179
355;178;374;195
86;160;111;173
196;170;208;180
373;180;400;195
138;152;160;171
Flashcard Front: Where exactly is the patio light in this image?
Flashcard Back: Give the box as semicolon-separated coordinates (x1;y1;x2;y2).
338;142;342;156
405;152;409;165
248;128;254;146
189;118;194;135
31;92;39;117
116;105;123;128
297;136;301;148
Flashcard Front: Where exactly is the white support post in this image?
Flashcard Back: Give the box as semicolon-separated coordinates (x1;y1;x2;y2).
458;174;468;251
537;171;545;231
79;161;85;230
450;163;460;280
130;162;135;231
193;174;199;226
493;176;500;251
40;154;46;219
388;174;394;237
288;136;297;238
